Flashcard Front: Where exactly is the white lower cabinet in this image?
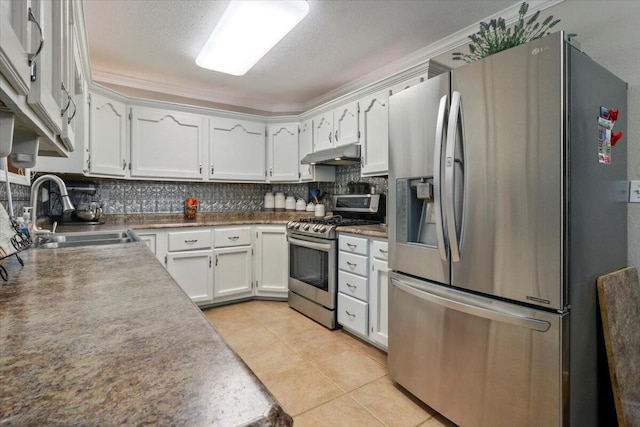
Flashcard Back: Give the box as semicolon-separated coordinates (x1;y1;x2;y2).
337;233;389;350
213;226;253;302
166;249;214;304
138;225;289;306
369;244;389;348
165;229;214;303
213;246;253;300
254;225;288;298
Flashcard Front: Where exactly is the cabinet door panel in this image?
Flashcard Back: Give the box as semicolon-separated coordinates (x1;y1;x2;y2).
27;0;64;135
214;247;253;298
360;90;389;176
313;112;333;152
89;92;127;177
255;226;288;296
0;0;31;94
210;117;265;181
370;257;389;349
131;106;204;179
333;101;359;147
268;124;298;182
166;249;213;303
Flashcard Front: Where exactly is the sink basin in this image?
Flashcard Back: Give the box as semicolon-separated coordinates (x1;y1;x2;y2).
34;229;140;249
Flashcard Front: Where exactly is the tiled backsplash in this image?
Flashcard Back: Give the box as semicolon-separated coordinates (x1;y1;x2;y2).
2;165;388;217
0;182;31;217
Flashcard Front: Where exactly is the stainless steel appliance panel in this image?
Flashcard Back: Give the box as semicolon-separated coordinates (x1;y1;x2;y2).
449;33;565;310
389;272;566;427
288;235;336;309
388;73;450;284
566;46;628;426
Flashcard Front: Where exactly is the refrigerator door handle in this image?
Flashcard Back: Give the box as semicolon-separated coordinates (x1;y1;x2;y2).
444;91;463;262
433;94;448;261
390;278;551;332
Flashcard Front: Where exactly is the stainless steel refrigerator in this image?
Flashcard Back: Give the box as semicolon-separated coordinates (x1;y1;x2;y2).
388;32;627;427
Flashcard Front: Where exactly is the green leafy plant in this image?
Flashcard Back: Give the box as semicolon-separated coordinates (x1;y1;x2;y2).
452;2;561;63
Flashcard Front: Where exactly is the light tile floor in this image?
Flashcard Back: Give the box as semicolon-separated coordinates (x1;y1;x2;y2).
203;300;458;426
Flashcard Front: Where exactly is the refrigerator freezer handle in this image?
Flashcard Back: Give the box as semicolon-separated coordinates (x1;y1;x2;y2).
445;91;463;262
390;277;551;332
434;94;448;261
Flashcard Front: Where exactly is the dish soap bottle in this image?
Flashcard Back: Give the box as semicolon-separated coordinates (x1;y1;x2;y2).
22;207;33;236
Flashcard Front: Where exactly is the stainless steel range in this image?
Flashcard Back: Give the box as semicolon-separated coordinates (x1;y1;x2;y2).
287;194;385;329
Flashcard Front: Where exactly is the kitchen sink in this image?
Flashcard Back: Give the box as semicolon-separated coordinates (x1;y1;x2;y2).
34;230;140;249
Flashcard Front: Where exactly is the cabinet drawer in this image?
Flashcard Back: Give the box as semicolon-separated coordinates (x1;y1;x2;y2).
214;227;251;248
338;293;368;336
339;252;368;277
339;270;368;302
371;240;389;261
168;229;212;251
339;235;368;256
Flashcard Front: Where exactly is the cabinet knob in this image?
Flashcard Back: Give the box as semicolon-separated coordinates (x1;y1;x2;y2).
335;130;338;142
346;261;357;268
122;159;127;170
328;132;332;143
345;310;356;318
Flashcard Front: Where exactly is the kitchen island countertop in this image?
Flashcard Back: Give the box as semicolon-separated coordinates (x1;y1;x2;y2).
0;243;292;426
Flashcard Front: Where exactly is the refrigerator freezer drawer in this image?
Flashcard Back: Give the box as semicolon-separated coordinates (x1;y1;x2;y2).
389;272;567;427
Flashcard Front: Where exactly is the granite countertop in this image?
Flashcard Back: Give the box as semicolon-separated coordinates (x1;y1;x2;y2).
336;224;388;239
52;211;388;238
53;211;313;233
0;243;292;426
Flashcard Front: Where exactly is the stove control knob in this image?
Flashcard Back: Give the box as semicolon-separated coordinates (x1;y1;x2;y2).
294;222;301;229
319;226;327;233
303;224;311;231
287;221;294;229
312;224;321;231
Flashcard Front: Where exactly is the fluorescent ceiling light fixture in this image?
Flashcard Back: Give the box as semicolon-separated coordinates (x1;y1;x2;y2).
196;0;309;76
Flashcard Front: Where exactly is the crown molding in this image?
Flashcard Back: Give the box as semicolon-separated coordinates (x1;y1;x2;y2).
91;69;307;115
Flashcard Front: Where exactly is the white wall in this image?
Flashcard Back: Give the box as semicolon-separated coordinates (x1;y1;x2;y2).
545;1;640;270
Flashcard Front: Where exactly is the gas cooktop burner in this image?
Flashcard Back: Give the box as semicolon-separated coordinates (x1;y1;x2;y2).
287;216;381;240
297;216;381;227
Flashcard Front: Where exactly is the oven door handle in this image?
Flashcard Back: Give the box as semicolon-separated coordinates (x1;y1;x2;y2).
287;236;332;252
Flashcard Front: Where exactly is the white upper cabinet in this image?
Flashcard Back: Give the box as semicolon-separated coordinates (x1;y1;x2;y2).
267;123;299;182
333;101;359;147
130;106;205;180
312;111;333;152
0;0;33;95
88;92;128;177
209;116;266;182
27;0;65;137
299;118;335;182
58;0;77;152
359;89;389;177
312;101;360;152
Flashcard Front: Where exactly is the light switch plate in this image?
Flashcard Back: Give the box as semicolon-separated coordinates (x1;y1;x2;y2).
630;181;640;203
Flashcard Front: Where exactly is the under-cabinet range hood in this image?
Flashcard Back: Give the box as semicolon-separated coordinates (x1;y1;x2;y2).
300;143;361;166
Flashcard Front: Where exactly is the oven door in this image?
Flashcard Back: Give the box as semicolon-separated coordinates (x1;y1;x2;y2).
287;234;336;309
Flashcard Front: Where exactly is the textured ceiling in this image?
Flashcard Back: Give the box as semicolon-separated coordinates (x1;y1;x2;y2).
83;0;522;113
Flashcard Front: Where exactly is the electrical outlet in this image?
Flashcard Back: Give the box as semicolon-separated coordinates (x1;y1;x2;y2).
630;181;640;203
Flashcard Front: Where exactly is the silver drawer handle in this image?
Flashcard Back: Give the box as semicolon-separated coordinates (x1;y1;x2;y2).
346;261;357;267
345;311;356;318
185;239;198;243
346;243;357;249
228;236;240;240
379;248;388;254
346;283;357;289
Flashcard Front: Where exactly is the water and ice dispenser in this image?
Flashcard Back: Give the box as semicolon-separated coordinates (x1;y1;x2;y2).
395;177;438;247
